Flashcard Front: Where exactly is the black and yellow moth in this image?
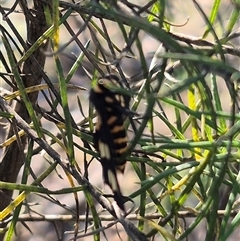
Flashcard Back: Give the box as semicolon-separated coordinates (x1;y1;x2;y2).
89;75;130;212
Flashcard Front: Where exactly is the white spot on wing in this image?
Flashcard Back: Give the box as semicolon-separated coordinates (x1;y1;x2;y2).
107;170;118;192
98;141;111;160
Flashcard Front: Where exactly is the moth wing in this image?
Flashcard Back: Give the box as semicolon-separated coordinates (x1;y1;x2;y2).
94;115;126;211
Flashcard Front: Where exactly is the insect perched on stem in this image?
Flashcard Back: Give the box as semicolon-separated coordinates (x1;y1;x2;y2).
90;75;130;212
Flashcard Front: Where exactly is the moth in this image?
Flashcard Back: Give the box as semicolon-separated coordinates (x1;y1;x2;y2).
89;75;130;212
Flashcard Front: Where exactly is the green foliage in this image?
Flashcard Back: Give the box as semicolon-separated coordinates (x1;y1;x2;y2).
0;1;240;241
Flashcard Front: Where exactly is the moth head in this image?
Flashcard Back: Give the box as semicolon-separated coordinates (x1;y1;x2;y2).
98;75;120;91
91;76;116;94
